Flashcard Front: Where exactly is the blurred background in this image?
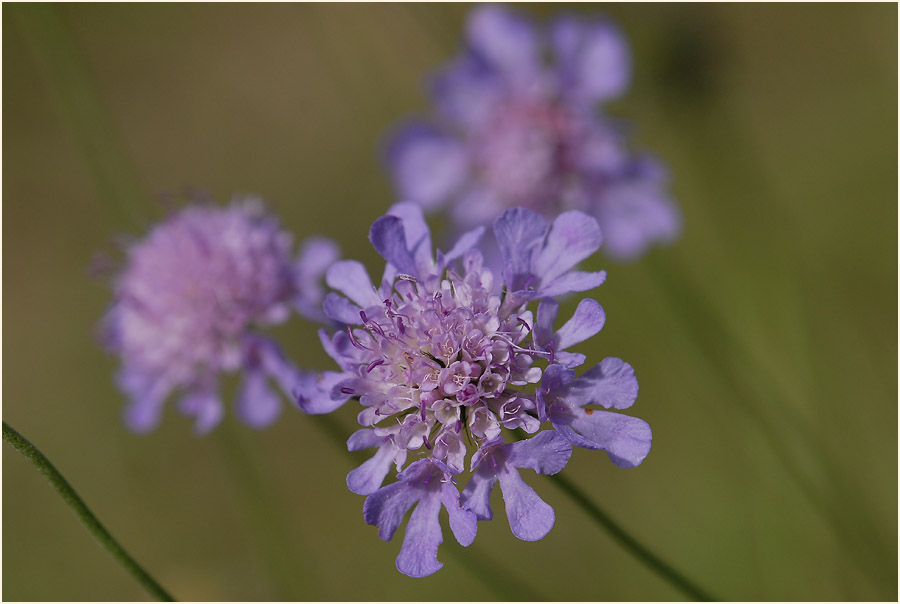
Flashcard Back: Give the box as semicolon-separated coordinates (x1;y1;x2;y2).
3;3;896;601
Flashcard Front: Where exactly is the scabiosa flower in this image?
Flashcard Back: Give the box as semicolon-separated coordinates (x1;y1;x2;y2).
101;198;337;434
296;202;651;577
386;4;681;261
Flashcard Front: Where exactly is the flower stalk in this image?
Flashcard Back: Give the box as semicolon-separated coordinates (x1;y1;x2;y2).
550;473;714;601
3;421;175;602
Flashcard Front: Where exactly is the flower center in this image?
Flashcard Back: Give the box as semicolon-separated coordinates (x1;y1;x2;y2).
353;269;540;450
474;101;575;207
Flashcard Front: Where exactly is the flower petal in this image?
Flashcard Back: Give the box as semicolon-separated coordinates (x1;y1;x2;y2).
386;123;469;210
441;482;477;547
494;207;547;289
363;480;420;543
323;292;364;325
595;181;681;261
235;370;282;429
568;410;652;468
396;489;444;577
570;357;639;410
497;465;555;541
326;260;381;309
540;363;576;397
506;430;572;476
369;215;418;277
431;51;503;129
346;428;383;451
534;298;559;347
294;236;340;321
538;270;607;298
554;352;587;368
347;442;397;496
253;335;305;400
178;389;224;435
552;15;631;103
533;211;603;285
296;236;340;280
459;469;496;521
556;298;606;351
467;4;539;79
294;371;352;414
119;369;171;434
387;201;436;278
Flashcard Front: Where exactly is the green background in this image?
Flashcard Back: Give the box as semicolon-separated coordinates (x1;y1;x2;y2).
3;3;897;601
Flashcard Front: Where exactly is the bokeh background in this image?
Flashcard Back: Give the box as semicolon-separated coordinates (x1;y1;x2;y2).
3;3;897;601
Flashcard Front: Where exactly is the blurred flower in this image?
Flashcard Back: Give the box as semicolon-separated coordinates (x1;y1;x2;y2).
101;198;338;434
386;4;681;260
296;202;651;577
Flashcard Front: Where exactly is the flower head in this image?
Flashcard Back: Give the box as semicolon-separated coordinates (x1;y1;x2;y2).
297;202;651;576
102;198;337;434
386;4;680;260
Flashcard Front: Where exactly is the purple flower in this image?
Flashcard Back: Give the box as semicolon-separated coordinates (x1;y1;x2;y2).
386;4;681;261
297;202;650;576
101;198;337;434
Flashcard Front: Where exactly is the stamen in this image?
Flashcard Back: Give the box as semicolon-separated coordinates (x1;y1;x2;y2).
433;291;444;314
524;274;536;290
340;387;356;395
495;333;549;356
367;320;385;337
366;359;385;373
346;326;369;350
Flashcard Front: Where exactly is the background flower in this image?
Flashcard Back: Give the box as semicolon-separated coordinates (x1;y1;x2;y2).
386;4;681;260
101;199;336;434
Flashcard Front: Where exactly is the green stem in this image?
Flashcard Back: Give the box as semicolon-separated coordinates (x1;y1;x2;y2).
3;421;175;601
550;474;714;602
504;430;712;600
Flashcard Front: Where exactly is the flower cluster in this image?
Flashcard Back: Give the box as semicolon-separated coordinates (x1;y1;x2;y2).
96;4;665;584
387;4;680;260
102;198;337;434
297;202;651;577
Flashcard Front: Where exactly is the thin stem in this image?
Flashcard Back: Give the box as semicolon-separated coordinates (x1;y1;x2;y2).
550;473;714;602
505;431;713;601
3;421;175;602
